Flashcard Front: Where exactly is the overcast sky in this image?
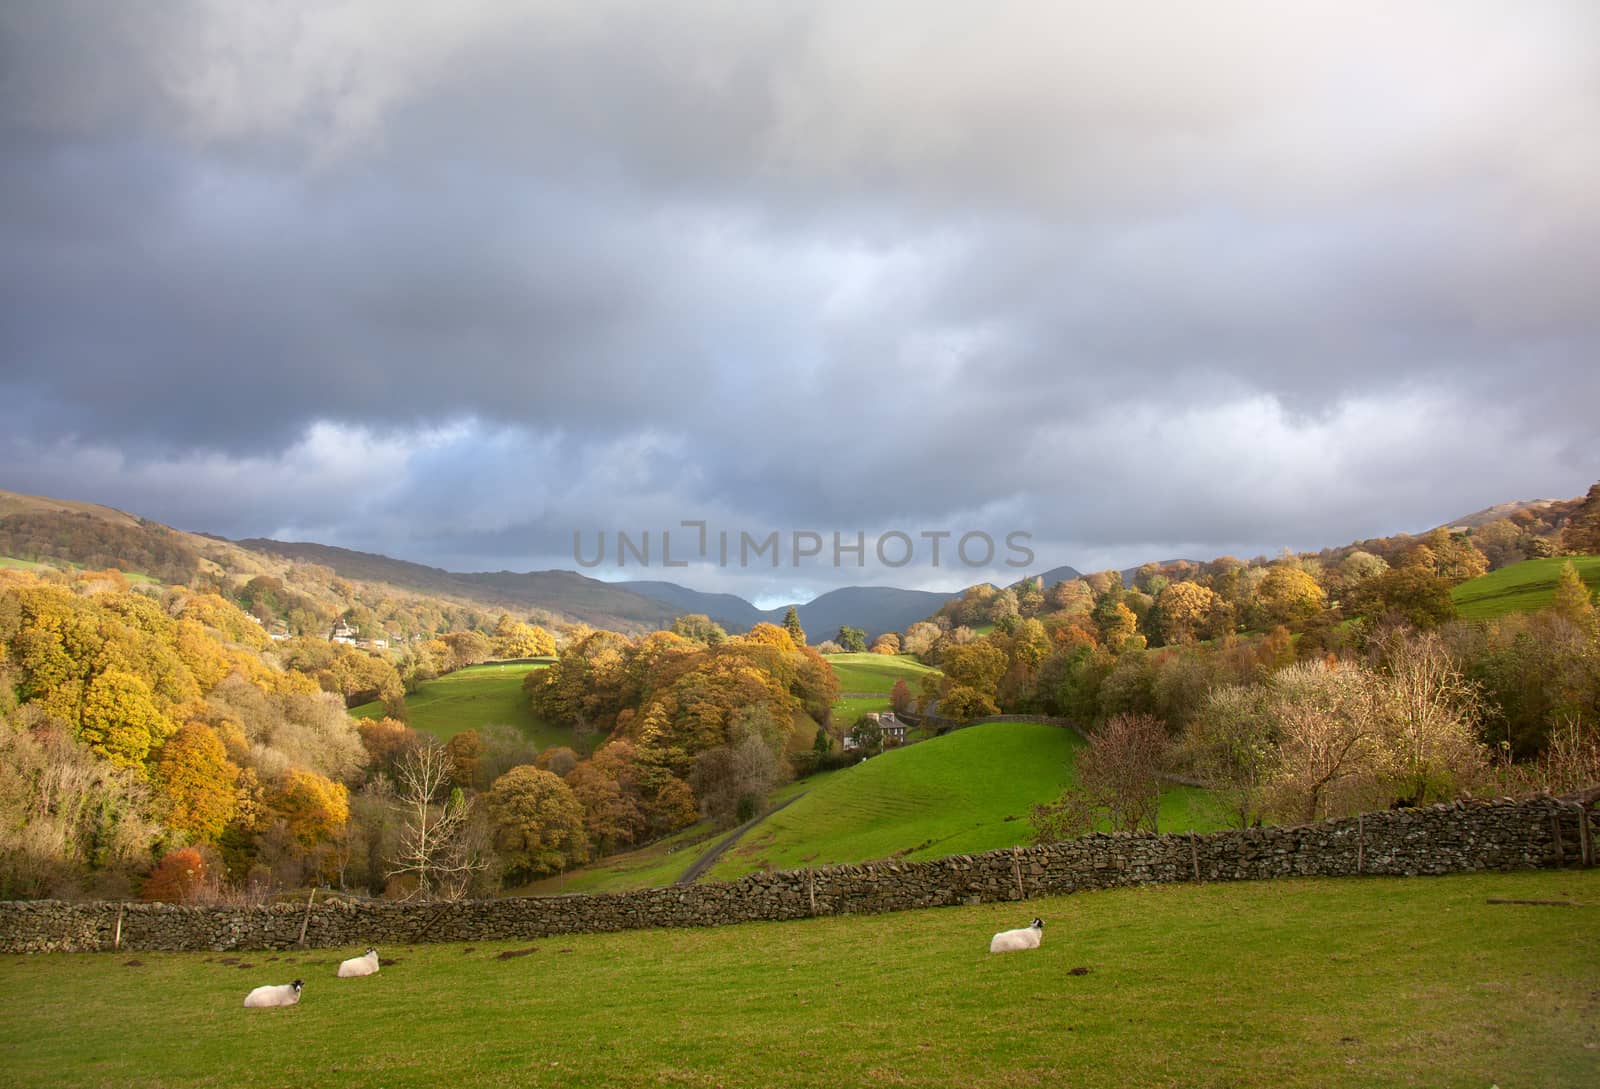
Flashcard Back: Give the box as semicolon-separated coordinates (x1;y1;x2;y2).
2;2;1597;606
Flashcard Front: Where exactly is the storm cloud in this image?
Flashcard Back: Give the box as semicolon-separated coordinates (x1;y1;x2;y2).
2;1;1597;600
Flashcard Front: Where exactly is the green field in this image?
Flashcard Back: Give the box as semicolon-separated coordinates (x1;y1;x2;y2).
703;722;1217;882
824;652;942;729
1452;555;1600;619
824;651;942;694
0;555;160;584
351;662;562;748
2;869;1593;1088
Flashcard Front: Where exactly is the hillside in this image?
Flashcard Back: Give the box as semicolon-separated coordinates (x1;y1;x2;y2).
702;722;1216;882
239;537;682;632
351;662;564;748
1451;555;1600;619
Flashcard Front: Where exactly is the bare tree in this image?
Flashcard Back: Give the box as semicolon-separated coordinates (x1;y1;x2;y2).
1183;684;1277;829
1267;661;1381;823
385;743;487;900
1371;630;1486;807
1033;712;1171;839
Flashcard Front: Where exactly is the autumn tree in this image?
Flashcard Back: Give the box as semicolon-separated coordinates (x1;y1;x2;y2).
141;847;213;904
901;621;943;658
1560;482;1600;554
269;769;350;848
492;614;556;658
1155;581;1224;645
1407;529;1488;585
889;678;914;716
782;607;806;647
79;668;172;768
1254;566;1327;628
671;614;727;646
485;765;590;882
869;632;901;655
1550;561;1596;626
1346;567;1457;629
154;723;241;843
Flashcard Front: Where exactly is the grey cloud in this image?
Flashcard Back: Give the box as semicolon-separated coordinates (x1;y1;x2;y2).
2;2;1598;596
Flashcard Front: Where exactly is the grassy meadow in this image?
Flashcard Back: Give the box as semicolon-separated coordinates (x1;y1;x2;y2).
703;722;1218;882
2;869;1594;1089
351;662;561;748
823;651;942;729
823;651;943;694
1452;554;1600;619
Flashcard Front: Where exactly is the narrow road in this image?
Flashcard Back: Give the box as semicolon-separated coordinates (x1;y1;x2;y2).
675;792;808;885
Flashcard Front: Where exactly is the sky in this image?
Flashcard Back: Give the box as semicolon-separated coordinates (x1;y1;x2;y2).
2;2;1597;607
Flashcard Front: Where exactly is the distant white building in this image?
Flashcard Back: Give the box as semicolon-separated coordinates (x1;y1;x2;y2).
331;619;358;645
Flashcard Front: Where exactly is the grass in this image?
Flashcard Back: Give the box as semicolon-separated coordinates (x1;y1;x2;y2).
702;722;1218;882
1452;554;1600;619
350;662;562;748
823;651;942;694
0;555;160;584
1;869;1594;1088
824;652;941;729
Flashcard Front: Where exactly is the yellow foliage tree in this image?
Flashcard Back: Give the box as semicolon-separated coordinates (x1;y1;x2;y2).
154;723;241;843
270;768;350;847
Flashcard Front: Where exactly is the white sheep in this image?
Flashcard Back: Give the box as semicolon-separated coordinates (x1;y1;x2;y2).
243;979;303;1008
337;947;380;978
989;917;1044;953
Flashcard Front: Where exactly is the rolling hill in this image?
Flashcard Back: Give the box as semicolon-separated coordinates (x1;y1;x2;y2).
1450;555;1600;619
702;723;1218;883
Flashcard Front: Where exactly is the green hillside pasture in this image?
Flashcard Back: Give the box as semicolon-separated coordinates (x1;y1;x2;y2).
824;651;942;694
351;662;562;748
2;870;1593;1089
1452;554;1600;619
0;554;160;584
704;722;1216;882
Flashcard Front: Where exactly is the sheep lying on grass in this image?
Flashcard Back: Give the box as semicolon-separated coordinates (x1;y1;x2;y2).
243;980;303;1008
337;947;380;978
989;918;1044;953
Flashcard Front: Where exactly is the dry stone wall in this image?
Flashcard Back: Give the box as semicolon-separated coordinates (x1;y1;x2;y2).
2;797;1593;954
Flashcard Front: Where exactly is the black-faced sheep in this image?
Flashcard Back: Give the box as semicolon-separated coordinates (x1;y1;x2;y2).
337;948;380;978
989;917;1044;953
243;979;303;1008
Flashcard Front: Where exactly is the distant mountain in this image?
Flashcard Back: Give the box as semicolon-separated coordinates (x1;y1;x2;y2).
616;580;767;631
622;580;960;640
236;539;682;631
1437;499;1566;532
783;585;958;641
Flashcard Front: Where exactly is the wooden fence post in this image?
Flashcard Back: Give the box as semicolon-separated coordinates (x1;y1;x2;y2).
1577;804;1593;868
807;871;817;916
298;888;317;947
113;903;124;952
1012;848;1025;901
